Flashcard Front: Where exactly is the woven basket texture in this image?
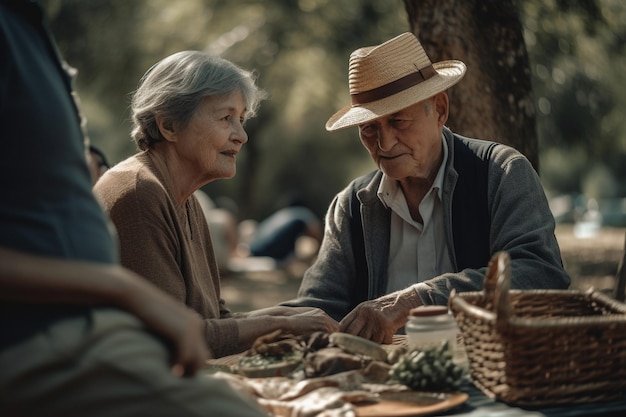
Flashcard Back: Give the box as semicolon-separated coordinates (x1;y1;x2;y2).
449;251;626;406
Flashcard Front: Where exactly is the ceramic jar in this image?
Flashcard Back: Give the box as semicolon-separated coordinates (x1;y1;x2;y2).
405;305;459;357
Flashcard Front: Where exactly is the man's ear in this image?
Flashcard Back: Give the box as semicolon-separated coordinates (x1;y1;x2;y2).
434;92;449;126
156;115;177;142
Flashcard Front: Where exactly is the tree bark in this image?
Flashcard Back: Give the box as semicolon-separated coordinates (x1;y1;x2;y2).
404;0;539;171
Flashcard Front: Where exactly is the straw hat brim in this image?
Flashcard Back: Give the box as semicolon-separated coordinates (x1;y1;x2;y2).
325;60;466;131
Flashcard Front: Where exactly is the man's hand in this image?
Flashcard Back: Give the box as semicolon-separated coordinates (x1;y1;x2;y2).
339;287;421;344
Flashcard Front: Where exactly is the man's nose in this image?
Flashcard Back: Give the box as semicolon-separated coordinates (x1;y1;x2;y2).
377;125;397;152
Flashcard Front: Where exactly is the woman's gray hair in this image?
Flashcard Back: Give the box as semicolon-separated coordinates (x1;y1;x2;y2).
130;51;267;150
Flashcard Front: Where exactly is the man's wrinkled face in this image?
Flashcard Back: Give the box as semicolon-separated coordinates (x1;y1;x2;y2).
358;94;447;181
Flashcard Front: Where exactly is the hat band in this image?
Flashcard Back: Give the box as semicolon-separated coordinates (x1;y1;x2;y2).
350;65;437;105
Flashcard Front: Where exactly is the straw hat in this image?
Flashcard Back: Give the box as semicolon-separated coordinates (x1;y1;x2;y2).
326;32;466;131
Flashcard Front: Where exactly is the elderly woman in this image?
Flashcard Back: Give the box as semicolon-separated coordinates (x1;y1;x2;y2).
94;51;338;358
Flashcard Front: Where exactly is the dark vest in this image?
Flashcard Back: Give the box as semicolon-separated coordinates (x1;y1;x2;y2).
349;134;495;308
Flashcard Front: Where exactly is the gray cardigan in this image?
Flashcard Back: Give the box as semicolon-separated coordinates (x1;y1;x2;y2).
284;128;570;321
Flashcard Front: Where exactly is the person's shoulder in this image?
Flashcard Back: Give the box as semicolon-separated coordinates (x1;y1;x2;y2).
450;131;496;152
348;169;380;190
333;170;380;203
331;169;381;210
94;154;166;209
450;131;526;164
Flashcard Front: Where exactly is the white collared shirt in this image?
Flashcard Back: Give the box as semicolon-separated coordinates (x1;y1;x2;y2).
377;137;453;293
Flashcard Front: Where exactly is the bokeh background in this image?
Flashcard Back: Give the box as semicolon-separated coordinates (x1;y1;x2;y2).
43;0;626;225
37;0;626;308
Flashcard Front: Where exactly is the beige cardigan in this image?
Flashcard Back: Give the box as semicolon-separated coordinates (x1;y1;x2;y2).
94;151;239;357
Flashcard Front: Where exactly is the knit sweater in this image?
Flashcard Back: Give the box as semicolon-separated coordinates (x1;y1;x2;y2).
94;151;239;357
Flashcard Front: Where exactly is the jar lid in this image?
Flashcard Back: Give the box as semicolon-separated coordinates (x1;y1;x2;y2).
409;305;449;317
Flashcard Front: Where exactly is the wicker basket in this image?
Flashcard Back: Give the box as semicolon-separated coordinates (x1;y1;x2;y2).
449;251;626;406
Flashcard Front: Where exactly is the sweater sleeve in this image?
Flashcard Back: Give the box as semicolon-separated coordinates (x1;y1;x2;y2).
416;144;570;305
95;168;190;302
205;317;240;357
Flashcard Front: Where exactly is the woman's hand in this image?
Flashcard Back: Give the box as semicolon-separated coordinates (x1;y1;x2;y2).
236;307;339;350
247;306;339;334
287;308;339;334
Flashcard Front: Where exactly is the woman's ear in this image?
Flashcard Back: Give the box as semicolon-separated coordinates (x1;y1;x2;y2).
156;115;177;142
434;92;449;126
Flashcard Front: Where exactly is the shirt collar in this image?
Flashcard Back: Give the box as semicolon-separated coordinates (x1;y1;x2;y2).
377;134;448;207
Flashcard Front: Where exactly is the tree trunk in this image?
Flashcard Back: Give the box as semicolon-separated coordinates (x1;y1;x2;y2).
404;0;539;171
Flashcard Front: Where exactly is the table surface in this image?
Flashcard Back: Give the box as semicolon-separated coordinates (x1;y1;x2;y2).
206;335;626;417
453;382;626;417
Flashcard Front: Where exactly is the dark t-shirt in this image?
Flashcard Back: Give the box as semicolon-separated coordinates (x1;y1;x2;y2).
0;0;117;346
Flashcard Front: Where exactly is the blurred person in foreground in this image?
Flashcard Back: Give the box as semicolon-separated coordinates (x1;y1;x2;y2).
93;50;338;358
283;32;570;343
0;1;265;416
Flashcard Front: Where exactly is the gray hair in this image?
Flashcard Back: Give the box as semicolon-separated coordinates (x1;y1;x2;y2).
130;51;267;150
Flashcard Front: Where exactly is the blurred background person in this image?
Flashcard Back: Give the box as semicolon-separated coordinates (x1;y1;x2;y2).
198;190;324;274
245;192;323;262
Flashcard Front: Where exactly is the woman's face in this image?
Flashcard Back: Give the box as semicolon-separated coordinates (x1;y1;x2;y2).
172;90;249;182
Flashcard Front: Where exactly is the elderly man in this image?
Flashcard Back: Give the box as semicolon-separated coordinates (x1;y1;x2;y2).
283;32;570;343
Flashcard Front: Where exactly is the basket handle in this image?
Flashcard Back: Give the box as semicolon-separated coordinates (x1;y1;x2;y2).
483;251;511;331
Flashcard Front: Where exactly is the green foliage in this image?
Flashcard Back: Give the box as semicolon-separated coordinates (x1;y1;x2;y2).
42;0;626;220
42;0;404;219
389;341;465;391
540;147;587;194
522;0;626;197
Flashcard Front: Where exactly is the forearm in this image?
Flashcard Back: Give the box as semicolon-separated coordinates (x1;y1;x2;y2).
236;316;292;351
1;246;211;364
0;246;133;306
0;246;194;331
385;286;423;328
205;315;290;356
207;311;339;357
244;306;317;318
416;269;486;305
